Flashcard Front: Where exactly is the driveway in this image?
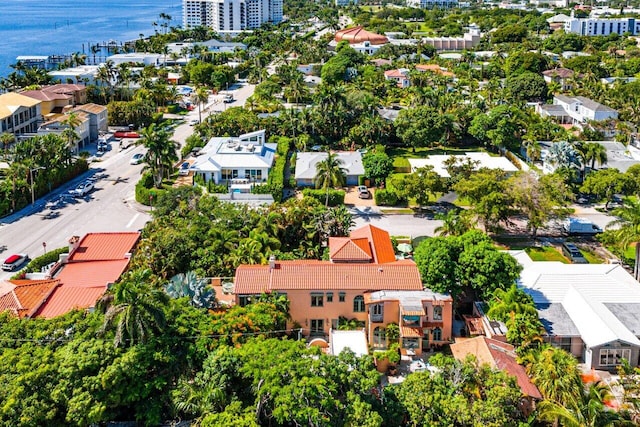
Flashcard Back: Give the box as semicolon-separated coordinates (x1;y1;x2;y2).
344;186;376;207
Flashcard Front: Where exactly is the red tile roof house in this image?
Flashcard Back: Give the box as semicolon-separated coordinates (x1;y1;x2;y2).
450;336;542;415
233;224;453;356
20;232;141;319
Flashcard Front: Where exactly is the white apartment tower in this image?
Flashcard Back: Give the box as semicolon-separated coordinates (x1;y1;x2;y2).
183;0;282;32
564;15;640;36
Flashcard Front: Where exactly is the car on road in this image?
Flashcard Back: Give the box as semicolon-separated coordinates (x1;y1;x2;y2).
223;94;234;103
357;185;370;199
130;153;144;165
2;253;29;271
178;162;191;176
69;181;94;197
188;118;199;126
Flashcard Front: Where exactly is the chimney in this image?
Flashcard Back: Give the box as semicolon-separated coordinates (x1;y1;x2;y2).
68;235;80;253
269;255;276;270
58;253;69;265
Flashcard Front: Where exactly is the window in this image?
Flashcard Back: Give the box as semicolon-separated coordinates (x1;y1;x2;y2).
373;327;386;349
311;293;323;307
371;303;384;322
432;327;442;342
353;295;365;312
238;295;252;306
310;319;324;335
326;292;333;303
599;348;631;367
433;306;443;321
339;292;346;302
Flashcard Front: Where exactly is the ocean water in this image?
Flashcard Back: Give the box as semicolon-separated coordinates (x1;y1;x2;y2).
0;0;182;78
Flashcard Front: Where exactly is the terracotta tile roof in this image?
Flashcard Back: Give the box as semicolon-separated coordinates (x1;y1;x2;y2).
401;326;424;337
21;90;72;102
44;83;85;93
0;279;59;318
542;67;575;78
35;286;105;319
234;260;423;294
329;237;372;262
415;64;455;77
450;336;542;399
68;232;140;261
349;224;396;264
384;69;408;78
55;259;130;288
334;26;388;45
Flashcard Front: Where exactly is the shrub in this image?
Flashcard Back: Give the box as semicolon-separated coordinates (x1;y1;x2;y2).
375;189;400;206
135;172;164;205
302;188;345;206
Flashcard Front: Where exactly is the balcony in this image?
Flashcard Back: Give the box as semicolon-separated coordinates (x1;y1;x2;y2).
370;313;383;323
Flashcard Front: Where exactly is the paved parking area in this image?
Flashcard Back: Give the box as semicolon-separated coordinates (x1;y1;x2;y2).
344;186;376;207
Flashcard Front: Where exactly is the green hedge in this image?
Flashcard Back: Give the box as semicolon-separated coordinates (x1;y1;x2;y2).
374;189;401;206
11;246;68;279
266;137;291;203
135;172;164;206
302;188;345;206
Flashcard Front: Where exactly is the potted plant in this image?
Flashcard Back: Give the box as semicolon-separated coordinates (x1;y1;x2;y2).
374;342;401;374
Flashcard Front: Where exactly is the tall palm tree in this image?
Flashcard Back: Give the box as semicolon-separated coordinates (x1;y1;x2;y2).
99;269;169;347
139;124;179;188
0;132;15;156
609;198;640;279
581;142;608;170
60;112;81;153
314;152;347;207
194;86;209;124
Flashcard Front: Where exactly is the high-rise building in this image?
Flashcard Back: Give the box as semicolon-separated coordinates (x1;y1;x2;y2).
565;16;640;36
183;0;282;32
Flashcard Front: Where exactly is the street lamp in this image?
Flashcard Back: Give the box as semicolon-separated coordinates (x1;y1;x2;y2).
29;166;46;205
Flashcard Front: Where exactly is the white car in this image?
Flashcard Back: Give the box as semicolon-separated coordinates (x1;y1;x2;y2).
130;153;144;165
178;162;191;176
188;118;199;126
2;253;29;271
69;181;94;197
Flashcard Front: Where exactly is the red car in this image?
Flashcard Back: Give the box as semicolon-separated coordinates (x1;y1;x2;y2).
114;131;140;139
2;253;29;271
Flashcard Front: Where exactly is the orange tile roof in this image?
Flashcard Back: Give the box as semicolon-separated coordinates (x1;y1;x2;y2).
451;337;542;399
349;224;396;264
21;89;72;102
329;237;372;262
0;279;59;318
68;232;140;261
401;326;424;337
35;286;105;319
415;64;455;77
55;259;130;288
234;260;422;294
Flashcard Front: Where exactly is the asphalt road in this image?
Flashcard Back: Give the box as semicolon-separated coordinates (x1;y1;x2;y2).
0;144;151;280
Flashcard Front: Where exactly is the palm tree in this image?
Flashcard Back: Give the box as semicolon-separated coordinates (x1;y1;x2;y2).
609;198;640;279
581;142;608;170
537;381;633;426
434;209;474;236
525;346;583;408
99;269;169;347
139;124;179;188
60;112;81;153
486;284;538;322
314;152;347;207
193;86;209;124
0;132;15;156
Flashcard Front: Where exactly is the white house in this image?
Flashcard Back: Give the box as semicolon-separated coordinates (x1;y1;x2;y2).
73;103;108;142
37;111;91;152
190;130;276;191
539;95;619;126
48;65;99;85
511;250;640;370
565;16;640;36
295;151;365;187
106;53;162;66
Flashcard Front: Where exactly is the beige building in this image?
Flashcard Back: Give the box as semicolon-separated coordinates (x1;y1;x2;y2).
0;92;42;137
233;224;453;355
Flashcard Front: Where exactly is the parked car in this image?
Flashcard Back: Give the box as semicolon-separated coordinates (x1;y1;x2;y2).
561;242;588;264
178;162;191;176
2;253;29;271
357;185;370;199
188;118;199;126
130;153;144;165
223;94;234;103
69;181;94;197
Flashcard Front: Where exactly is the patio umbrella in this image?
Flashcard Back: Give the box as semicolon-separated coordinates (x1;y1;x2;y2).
397;243;413;254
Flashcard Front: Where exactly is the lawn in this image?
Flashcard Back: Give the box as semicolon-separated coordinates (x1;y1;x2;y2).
582;249;604;264
525;246;569;263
